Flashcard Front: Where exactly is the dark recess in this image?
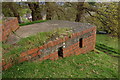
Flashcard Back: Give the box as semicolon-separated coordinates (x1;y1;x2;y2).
79;38;83;48
58;46;63;57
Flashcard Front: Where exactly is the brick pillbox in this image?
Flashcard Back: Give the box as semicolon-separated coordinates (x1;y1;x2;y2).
2;20;96;70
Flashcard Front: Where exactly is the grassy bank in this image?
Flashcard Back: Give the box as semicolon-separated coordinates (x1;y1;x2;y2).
2;50;118;78
96;34;119;50
96;42;120;57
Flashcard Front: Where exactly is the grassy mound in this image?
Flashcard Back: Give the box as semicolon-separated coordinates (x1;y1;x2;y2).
2;51;118;78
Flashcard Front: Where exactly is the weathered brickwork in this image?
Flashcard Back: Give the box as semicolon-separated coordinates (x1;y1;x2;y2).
2;19;96;71
1;17;19;41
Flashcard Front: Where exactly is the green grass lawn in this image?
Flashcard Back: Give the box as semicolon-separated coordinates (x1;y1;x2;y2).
2;50;118;78
96;34;119;50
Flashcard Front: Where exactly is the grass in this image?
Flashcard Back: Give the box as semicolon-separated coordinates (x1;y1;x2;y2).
96;34;119;58
19;20;47;26
2;28;72;62
2;51;118;78
96;42;120;56
96;34;119;50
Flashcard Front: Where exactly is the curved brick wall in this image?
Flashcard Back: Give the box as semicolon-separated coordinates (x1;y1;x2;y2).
2;26;96;71
1;17;19;41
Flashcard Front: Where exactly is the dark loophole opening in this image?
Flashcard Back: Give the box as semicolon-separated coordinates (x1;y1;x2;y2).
79;38;83;48
58;46;63;57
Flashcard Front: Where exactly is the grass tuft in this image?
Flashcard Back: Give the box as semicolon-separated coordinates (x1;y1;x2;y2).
19;20;47;26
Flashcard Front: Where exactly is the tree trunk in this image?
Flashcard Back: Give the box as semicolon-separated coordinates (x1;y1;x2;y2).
31;10;37;21
45;2;55;20
13;12;21;23
46;9;52;20
28;2;42;21
9;3;21;23
75;2;85;22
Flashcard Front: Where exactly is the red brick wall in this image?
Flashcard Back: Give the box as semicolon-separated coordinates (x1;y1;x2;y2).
2;26;96;71
1;17;19;41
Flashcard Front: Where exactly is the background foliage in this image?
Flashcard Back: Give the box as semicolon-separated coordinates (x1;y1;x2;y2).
2;2;119;36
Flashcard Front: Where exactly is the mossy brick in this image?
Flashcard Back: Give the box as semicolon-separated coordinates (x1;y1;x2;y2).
31;52;39;58
2;61;6;66
18;57;27;63
3;63;12;70
20;52;28;57
27;48;38;55
43;55;50;60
